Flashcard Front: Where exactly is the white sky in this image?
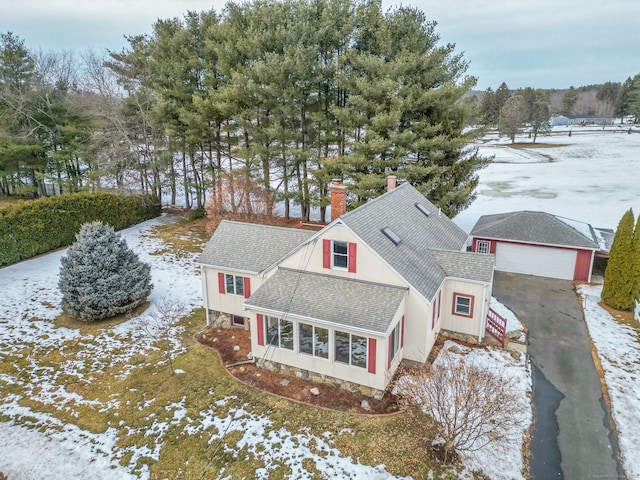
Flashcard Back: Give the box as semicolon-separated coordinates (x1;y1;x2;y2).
1;0;639;90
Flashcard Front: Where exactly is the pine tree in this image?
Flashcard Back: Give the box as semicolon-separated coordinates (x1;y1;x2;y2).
602;209;635;311
498;94;526;143
633;215;640;308
58;221;152;321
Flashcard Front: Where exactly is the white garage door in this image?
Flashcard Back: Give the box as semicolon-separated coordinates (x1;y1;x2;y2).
495;242;577;280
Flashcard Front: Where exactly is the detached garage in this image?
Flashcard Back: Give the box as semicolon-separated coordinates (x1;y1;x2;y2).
470;211;603;282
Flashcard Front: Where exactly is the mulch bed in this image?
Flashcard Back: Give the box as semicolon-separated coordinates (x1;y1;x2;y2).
195;326;404;414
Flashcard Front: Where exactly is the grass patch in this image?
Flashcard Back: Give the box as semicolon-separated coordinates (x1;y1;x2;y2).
147;217;210;256
1;216;450;479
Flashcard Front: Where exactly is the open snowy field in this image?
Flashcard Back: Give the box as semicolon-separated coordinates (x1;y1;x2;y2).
0;215;531;479
454;127;640;233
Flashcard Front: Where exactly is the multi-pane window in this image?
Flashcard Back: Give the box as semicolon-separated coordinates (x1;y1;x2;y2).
265;315;293;350
453;293;474;317
333;241;348;269
476;240;490;254
334;330;367;368
299;323;329;359
225;273;244;296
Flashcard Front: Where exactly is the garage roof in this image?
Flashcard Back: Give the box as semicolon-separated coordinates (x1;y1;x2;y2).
470;211;600;250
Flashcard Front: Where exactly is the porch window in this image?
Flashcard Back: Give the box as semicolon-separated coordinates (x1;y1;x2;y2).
389;323;401;361
453;293;474;318
476;240;490;254
299;323;329;359
265;315;294;350
334;330;367;368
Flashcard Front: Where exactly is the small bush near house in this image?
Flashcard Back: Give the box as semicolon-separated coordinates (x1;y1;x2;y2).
58;221;152;322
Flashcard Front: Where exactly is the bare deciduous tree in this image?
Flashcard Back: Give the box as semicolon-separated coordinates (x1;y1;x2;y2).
139;298;188;374
396;346;522;464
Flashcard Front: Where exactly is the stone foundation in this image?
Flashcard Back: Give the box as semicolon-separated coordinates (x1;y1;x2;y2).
207;310;250;331
256;359;385;400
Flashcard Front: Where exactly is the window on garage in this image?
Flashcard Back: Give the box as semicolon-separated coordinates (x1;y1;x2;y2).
476;240;490;254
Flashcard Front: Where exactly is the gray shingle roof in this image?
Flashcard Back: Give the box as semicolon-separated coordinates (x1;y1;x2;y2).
430;249;495;283
339;182;471;301
244;268;408;334
470;211;599;249
198;220;314;273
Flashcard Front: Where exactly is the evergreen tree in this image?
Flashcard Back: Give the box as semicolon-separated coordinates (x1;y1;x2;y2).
498;94;526;143
602;209;635;311
633;215;640;308
561;86;578;116
58;221;152;321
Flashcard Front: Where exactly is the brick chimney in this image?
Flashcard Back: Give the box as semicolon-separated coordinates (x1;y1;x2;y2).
329;179;347;222
387;175;397;192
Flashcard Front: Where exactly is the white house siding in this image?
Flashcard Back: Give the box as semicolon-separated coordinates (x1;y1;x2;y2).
495;242;577;280
401;289;436;363
202;267;265;322
248;308;405;392
440;279;490;339
277;223;406;288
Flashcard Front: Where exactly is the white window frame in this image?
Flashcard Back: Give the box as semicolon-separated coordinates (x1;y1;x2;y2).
476;240;490;254
453;293;474;318
265;315;294;350
225;273;245;296
298;323;329;359
332;240;349;270
334;330;368;369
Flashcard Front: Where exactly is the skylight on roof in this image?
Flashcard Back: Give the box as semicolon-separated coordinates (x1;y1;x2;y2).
381;227;401;245
415;202;430;217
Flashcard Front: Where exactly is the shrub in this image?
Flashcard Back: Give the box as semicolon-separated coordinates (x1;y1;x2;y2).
58;221;152;322
0;192;160;266
602;209;636;310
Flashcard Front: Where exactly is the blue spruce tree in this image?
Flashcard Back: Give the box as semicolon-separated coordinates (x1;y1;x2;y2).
58;221;152;321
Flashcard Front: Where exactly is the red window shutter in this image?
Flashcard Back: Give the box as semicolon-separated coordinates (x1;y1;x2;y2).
218;272;225;294
323;239;331;269
401;316;405;348
490;241;496;254
368;338;376;374
348;242;357;273
243;277;251;298
256;314;264;346
388;334;393;369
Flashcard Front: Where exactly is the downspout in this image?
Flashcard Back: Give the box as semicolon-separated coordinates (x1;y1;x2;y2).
201;265;210;326
478;281;489;343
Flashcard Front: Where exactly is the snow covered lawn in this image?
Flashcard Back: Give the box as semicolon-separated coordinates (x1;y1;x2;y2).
1;214;476;480
578;285;640;479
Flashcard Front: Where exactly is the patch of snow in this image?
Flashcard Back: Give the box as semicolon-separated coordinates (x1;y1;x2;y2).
578;285;640;479
490;297;526;342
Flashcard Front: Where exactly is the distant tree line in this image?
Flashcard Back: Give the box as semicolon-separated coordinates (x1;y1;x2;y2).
0;0;489;220
468;76;640;143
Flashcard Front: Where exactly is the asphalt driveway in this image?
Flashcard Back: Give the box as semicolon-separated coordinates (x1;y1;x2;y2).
492;272;623;480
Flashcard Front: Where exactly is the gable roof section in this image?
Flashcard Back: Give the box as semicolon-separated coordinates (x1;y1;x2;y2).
430;249;494;283
338;182;470;300
198;220;315;273
470;211;599;250
244;268;407;335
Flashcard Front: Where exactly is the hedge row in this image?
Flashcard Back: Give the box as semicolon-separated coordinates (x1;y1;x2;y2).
0;192;161;266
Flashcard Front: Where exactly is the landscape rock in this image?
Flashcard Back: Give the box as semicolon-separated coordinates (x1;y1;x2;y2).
310;387;320;396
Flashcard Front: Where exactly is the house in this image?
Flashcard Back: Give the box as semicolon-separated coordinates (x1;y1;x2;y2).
199;179;495;398
470;211;612;282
